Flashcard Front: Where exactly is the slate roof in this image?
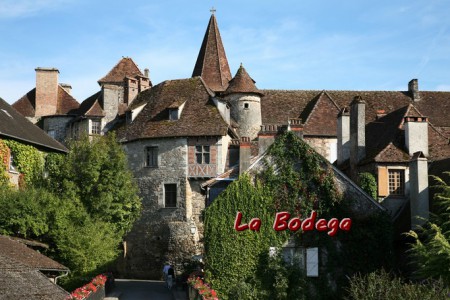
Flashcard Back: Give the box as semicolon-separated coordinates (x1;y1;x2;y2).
0;97;67;153
0;256;69;300
192;14;232;92
119;77;229;142
12;86;79;117
98;57;144;85
224;64;263;96
0;235;68;271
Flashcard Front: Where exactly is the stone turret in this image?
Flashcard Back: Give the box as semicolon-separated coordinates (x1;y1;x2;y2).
224;64;263;140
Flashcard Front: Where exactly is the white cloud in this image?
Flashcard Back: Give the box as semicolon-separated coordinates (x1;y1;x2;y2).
0;0;73;18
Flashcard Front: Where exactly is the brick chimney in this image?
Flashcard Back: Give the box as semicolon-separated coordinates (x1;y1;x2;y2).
124;77;139;105
337;107;350;165
404;116;428;157
408;79;420;102
409;151;429;228
350;96;366;169
35;68;59;117
239;137;251;175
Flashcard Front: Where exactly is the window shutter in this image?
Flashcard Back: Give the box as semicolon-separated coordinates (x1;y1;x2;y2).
306;247;319;277
378;166;388;197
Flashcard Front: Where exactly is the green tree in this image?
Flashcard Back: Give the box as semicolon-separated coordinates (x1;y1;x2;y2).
358;172;377;200
44;133;141;235
407;172;450;284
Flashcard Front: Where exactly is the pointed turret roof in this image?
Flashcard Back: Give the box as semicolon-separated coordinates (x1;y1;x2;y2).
98;57;144;85
192;14;232;92
224;64;263;96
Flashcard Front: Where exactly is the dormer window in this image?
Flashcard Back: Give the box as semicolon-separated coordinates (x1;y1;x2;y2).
169;109;179;121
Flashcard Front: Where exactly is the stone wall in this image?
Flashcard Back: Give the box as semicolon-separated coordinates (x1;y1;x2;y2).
42;116;74;144
304;137;337;163
102;85;123;130
119;138;202;279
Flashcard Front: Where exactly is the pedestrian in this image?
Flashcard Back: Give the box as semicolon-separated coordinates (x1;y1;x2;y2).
167;264;175;290
162;262;170;282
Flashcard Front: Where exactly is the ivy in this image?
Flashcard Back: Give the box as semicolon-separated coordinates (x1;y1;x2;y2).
358;172;377;200
204;132;394;299
3;139;45;186
0;139;10;187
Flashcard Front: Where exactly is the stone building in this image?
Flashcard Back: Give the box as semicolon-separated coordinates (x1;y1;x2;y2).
10;11;450;279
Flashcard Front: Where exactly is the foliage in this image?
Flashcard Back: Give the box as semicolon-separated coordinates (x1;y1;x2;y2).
0;139;10;187
3;139;45;186
406;172;450;284
346;269;450;300
43;133;141;235
204;132;393;299
358;172;377;200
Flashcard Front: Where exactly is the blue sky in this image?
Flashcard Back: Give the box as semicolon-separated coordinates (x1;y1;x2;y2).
0;0;449;104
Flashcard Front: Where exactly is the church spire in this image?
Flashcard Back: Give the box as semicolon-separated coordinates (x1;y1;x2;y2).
192;12;232;92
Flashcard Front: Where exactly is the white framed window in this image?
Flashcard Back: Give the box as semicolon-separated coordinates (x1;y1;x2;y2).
91;120;101;135
9;153;17;173
195;145;210;164
388;169;405;196
281;245;319;277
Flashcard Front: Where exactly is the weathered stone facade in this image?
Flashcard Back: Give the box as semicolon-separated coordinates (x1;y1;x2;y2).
41;116;73;144
304;137;337;163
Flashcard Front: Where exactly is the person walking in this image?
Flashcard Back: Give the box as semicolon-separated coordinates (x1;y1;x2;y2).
167;265;175;290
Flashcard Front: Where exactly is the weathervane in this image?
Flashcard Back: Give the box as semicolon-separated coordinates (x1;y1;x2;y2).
210;7;216;14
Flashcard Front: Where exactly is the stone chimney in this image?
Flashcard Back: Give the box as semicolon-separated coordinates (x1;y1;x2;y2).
60;83;72;95
137;75;151;93
258;124;279;154
409;152;429;228
239;137;251;175
350;96;366;169
337;107;350;165
124;77;139;105
408;79;420;102
35;68;59;117
144;68;149;78
404;116;428;157
288;118;303;139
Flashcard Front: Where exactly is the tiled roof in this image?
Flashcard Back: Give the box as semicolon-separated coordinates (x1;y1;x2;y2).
192;14;232;92
0;255;69;300
118;77;229;141
302;91;340;136
0;98;67;153
0;235;68;271
98;57;143;85
12;86;79;117
224;64;263;96
77;91;105;117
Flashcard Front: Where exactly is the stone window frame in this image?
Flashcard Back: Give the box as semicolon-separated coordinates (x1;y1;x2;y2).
195;145;210;164
145;146;158;168
164;183;177;208
244;102;250;110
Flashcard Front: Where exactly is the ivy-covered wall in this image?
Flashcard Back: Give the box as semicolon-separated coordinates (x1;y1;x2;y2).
2;139;45;186
204;132;394;299
0;139;10;186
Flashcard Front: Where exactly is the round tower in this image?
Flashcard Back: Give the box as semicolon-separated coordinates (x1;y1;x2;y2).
224;64;264;140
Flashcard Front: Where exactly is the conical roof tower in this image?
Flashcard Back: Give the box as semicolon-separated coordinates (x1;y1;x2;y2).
192;12;232;92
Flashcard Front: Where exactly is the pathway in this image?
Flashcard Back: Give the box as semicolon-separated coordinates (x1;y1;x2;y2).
107;279;188;300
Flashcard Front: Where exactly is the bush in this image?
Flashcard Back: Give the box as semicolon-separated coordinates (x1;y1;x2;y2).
358;172;377;200
346;269;449;300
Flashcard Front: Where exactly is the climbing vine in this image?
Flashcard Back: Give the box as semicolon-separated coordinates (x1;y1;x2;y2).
0;139;10;187
3;139;45;186
204;131;393;299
